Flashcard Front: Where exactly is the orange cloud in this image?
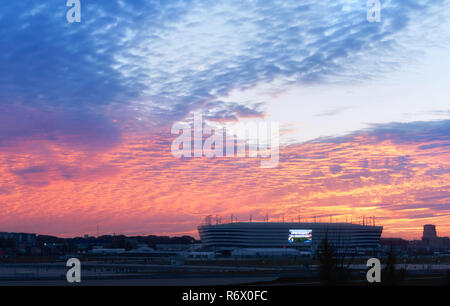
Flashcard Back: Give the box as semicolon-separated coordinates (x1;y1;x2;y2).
0;123;448;240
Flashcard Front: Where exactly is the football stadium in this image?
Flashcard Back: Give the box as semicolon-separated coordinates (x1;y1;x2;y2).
198;221;383;253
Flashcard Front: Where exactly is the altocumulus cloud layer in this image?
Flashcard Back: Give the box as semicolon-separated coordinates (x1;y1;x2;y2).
0;119;448;238
0;1;449;238
1;0;449;132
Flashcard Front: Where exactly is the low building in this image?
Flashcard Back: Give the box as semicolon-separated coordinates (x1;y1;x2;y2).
89;247;126;254
0;232;37;247
184;251;215;259
231;247;310;258
155;243;194;251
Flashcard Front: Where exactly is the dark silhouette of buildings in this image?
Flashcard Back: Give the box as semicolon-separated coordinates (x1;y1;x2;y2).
422;224;437;242
421;224;450;250
379;224;449;257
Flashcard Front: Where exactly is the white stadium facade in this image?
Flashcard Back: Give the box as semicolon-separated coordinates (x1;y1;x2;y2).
198;222;383;254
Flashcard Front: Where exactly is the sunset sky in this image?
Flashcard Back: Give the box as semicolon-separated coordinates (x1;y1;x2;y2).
0;0;449;239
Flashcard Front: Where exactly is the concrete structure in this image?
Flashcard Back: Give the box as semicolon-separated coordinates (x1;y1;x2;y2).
420;224;450;251
198;222;382;253
422;224;437;241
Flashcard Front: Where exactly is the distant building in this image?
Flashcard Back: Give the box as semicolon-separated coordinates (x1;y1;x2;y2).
185;251;215;259
421;224;450;250
198;222;383;254
155;244;194;251
89;247;126;254
231;247;310;258
384;225;450;256
422;224;437;242
379;238;410;256
0;232;36;247
127;244;155;254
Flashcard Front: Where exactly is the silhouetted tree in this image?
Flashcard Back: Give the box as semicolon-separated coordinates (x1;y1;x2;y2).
317;234;352;284
442;270;450;286
317;235;336;283
382;248;405;285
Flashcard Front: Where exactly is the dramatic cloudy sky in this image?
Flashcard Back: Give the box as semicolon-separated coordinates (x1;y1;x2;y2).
0;0;449;239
